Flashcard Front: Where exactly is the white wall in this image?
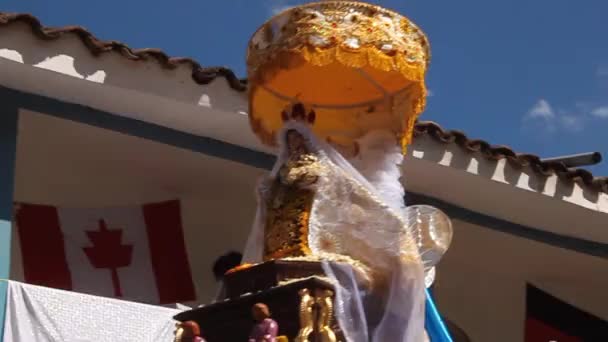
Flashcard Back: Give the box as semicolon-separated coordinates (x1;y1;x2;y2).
10;109;265;305
434;219;608;342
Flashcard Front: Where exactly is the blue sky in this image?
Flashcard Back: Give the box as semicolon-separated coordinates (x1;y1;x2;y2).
4;0;608;175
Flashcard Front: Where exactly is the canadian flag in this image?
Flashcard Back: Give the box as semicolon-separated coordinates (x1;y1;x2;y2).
14;200;196;305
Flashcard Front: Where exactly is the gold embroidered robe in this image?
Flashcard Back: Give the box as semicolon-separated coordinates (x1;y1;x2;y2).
263;153;320;260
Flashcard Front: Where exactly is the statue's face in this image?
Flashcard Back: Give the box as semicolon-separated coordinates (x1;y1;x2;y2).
286;130;307;155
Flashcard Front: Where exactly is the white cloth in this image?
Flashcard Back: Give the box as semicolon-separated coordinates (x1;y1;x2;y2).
348;130;406;213
242;122;426;342
2;280;181;342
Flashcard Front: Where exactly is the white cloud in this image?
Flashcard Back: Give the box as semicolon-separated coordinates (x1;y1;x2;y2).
526;99;555;120
591;106;608;118
523;99;590;133
559;114;584;132
523;68;608;134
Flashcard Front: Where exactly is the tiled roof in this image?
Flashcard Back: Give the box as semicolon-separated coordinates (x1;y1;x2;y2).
1;12;606;194
0;12;247;91
414;122;607;193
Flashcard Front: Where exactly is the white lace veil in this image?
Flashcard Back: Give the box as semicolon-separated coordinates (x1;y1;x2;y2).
242;121;426;341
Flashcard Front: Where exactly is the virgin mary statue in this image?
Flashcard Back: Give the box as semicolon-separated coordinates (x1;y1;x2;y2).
242;112;426;342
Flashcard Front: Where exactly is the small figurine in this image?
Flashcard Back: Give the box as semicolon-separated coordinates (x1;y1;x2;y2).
249;303;279;342
174;320;206;342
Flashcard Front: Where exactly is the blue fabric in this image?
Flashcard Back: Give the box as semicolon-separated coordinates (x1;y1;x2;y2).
425;289;453;342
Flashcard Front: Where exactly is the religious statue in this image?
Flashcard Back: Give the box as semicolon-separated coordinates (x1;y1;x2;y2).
175;2;454;341
261;106;319;261
243;117;426;340
249;303;279;342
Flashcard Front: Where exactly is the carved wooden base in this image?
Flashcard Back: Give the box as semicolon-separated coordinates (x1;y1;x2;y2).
174;262;345;342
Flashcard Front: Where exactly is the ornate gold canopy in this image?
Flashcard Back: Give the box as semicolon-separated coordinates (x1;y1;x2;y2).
247;1;430;152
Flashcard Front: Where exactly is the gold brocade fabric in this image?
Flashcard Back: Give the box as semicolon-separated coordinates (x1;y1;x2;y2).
247;1;430;153
263;154;320;260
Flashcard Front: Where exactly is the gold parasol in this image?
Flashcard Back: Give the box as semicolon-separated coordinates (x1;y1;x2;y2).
247;1;430;153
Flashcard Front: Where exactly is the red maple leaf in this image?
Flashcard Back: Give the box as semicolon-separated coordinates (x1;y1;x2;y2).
83;219;133;297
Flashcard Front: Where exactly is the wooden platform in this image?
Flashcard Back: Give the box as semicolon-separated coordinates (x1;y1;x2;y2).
175;260;346;341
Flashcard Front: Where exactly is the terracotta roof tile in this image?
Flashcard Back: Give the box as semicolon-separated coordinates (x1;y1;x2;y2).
1;12;606;194
0;12;247;91
414;121;608;193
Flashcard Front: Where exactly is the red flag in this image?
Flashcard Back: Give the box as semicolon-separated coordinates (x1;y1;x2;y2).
525;284;608;341
525;318;581;342
14;200;196;304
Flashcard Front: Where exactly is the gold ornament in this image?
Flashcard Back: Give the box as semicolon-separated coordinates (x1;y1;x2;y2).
295;288;338;342
316;289;337;342
295;289;316;342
